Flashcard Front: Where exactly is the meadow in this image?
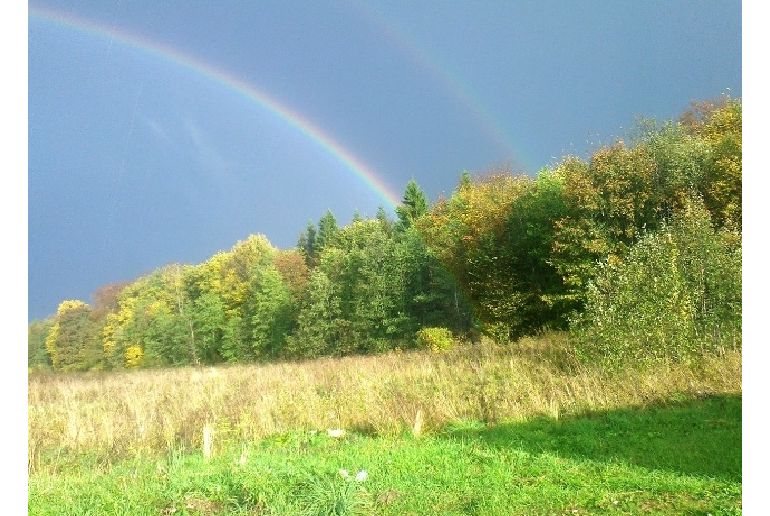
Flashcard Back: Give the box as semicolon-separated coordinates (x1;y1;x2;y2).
27;35;743;515
29;334;742;514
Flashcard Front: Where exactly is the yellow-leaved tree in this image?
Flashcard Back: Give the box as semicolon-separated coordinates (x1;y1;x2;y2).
45;300;102;371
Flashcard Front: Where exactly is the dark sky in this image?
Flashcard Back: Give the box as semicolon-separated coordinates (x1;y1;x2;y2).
28;0;741;320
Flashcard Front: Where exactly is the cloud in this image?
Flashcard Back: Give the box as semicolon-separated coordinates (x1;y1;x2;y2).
142;115;172;144
184;118;234;181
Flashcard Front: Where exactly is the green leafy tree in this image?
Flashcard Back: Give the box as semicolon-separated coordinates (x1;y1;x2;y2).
28;319;54;369
286;270;343;358
104;270;188;367
398;226;471;334
190;235;277;363
418;172;541;339
190;291;228;363
571;199;741;365
45;300;102;371
698;99;742;228
375;206;394;235
331;220;411;351
248;265;297;358
501;170;571;329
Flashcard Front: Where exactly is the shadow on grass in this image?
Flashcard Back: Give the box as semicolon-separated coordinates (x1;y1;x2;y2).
446;394;741;482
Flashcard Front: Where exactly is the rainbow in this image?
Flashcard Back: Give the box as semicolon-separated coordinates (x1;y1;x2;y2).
29;6;402;208
348;1;531;170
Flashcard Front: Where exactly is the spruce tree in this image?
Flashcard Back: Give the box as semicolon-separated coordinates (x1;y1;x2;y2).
396;179;428;230
298;221;317;267
315;210;339;254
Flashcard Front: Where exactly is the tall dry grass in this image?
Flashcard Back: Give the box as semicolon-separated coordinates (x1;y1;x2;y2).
28;333;741;470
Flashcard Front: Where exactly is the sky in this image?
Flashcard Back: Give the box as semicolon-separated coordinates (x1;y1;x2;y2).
28;0;741;320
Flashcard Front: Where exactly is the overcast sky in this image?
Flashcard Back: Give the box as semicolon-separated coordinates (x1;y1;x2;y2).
28;0;741;320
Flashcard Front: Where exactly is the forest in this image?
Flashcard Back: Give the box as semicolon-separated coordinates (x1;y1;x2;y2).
28;98;742;371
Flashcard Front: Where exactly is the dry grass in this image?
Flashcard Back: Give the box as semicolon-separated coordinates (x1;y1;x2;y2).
28;333;741;470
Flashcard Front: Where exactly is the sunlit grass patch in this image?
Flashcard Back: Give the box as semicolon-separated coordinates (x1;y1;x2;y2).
29;395;741;515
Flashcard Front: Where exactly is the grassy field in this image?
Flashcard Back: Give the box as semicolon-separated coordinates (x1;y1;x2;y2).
28;335;742;514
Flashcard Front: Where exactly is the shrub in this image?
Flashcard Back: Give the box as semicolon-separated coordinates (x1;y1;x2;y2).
415;327;454;353
124;345;144;368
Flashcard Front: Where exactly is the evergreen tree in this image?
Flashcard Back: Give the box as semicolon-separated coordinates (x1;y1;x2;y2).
375;205;394;235
396;179;428;230
459;170;472;190
315;210;339;253
286;270;342;358
298;221;317;267
297;232;308;256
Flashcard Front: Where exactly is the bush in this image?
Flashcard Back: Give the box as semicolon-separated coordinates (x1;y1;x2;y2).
415;327;454;353
481;322;513;345
570;199;741;366
124;345;144;368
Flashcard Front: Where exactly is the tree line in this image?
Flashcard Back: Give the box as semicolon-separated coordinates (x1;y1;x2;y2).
29;98;741;371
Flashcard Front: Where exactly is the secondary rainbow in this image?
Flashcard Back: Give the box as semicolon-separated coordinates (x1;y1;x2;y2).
30;6;402;208
348;0;531;170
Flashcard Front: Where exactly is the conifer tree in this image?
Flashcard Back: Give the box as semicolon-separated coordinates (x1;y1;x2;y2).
396;179;428;230
459;170;472;190
298;221;317;267
376;205;394;235
315;210;339;254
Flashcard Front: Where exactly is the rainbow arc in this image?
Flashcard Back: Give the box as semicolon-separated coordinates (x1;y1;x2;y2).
30;7;402;208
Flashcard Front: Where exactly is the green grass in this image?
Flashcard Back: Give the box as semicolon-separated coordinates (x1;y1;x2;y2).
29;394;741;515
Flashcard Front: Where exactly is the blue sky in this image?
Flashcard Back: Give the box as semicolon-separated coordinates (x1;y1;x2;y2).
28;0;741;320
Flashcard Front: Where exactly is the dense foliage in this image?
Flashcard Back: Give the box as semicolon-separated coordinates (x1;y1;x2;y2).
570;199;741;365
29;99;741;370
